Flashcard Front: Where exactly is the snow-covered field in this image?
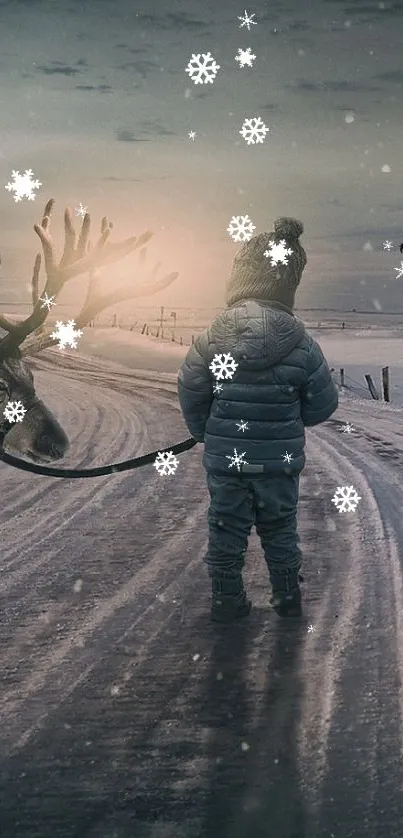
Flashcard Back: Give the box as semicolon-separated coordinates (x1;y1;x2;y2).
2;323;403;837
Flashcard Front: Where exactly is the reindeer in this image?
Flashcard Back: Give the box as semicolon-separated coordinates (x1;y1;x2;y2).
0;199;178;463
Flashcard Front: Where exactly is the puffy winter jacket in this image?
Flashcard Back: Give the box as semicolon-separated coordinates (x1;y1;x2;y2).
177;299;339;475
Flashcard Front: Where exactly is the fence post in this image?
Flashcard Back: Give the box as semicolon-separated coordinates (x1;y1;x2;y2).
365;374;380;400
180;336;183;346
191;334;195;345
340;368;345;387
381;366;390;402
141;323;147;334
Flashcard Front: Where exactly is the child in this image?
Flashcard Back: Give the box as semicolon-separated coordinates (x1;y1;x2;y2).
177;217;339;623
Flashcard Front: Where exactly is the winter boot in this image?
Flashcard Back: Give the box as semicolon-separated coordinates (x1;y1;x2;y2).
210;576;252;623
270;573;304;618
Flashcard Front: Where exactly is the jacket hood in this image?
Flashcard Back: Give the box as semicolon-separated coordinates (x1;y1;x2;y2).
209;299;306;371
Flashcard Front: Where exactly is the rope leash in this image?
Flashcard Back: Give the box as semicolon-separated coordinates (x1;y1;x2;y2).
0;436;198;478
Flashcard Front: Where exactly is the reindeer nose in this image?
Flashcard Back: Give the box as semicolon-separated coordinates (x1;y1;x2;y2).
37;425;69;460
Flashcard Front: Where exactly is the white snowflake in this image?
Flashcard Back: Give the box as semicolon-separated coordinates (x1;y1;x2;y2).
341;422;355;433
209;352;238;380
226;448;249;471
188;131;196;140
394;261;403;279
50;320;83;350
213;382;224;394
282;451;293;464
236;420;249;432
307;624;316;633
235;47;256;68
331;485;361;513
3;400;27;423
239;116;269;145
39;292;56;311
227;214;256;242
264;239;293;266
238;10;257;30
5;169;42;202
154;450;179;476
185;52;220;85
75;202;88;219
383;240;393;250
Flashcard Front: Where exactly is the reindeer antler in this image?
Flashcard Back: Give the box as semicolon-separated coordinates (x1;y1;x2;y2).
0;199;155;360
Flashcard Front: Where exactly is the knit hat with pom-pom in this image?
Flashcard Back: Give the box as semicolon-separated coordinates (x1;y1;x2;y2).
225;217;307;310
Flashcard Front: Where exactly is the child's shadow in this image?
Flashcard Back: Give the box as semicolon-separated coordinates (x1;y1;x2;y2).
198;605;310;838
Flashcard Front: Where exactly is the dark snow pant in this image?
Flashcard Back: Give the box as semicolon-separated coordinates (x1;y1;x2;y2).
204;472;302;594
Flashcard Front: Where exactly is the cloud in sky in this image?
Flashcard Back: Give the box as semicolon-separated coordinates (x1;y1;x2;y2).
0;0;403;313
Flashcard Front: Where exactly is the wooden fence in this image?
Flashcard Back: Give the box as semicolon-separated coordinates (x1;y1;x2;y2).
336;366;391;402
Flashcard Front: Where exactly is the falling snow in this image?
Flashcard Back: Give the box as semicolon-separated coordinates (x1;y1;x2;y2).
5;169;42;202
185;52;221;84
264;239;294;266
239;116;269;145
236;420;249;432
75;203;88;219
238;10;257;30
3;400;27;423
394;261;403;279
282;451;293;464
226;448;249;471
213;383;224;394
50;320;83;350
341;422;355;433
227;214;256;242
383;240;393;250
40;292;56;311
235;47;256;68
154;450;179;476
209;353;238;380
331;486;361;513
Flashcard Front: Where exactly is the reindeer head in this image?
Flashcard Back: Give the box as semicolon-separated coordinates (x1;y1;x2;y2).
0;200;178;464
0;350;69;462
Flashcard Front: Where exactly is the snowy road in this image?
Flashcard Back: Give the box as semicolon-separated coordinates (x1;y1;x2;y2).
2;349;403;837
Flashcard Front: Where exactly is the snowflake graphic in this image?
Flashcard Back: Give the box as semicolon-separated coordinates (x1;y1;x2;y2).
238;10;257;30
394;261;403;279
239;116;269;145
235;47;256;68
185;52;220;84
282;451;293;464
75;202;88;219
341;422;355;433
188;131;196;140
154;450;179;476
213;382;224;394
209;352;238;380
331;485;361;513
40;292;56;311
264;239;293;266
307;625;316;633
227;214;256;242
383;240;393;250
236;420;249;432
50;320;83;350
226;448;249;471
3;400;27;423
5;169;42;202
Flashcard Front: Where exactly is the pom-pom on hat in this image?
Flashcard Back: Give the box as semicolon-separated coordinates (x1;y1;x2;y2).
225;216;307;309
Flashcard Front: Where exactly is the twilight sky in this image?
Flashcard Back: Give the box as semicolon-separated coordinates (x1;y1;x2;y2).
1;0;403;317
